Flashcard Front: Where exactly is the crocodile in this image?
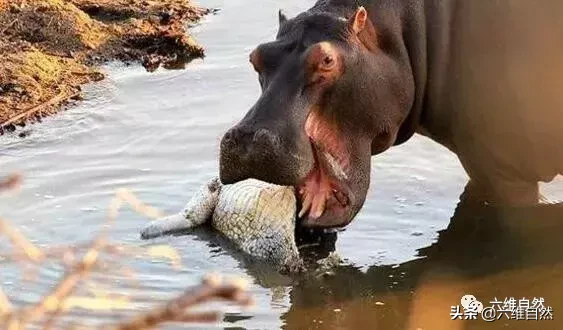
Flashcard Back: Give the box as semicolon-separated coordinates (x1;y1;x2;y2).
140;177;304;272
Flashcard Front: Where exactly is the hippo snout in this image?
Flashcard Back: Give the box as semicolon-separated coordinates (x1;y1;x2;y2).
222;127;281;155
219;125;313;187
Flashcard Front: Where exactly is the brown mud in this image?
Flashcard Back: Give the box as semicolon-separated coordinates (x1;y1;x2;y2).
0;0;212;135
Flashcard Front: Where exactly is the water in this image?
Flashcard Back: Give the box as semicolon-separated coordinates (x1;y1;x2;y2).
1;1;563;329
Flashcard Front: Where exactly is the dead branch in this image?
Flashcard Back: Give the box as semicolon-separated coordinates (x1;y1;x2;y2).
18;239;106;326
112;188;165;220
0;91;79;129
0;286;11;317
0;218;44;262
0;242;121;266
0;173;22;192
106;274;253;330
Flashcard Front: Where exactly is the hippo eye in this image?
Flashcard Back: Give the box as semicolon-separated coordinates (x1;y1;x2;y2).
304;42;342;90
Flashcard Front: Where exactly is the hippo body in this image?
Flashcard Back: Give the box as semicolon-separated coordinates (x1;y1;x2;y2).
219;0;563;229
140;178;303;272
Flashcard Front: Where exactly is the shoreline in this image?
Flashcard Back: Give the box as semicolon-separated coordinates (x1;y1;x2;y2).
0;0;212;135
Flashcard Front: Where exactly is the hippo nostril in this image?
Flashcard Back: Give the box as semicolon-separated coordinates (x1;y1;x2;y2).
252;128;269;143
252;128;280;148
222;126;282;160
222;128;241;148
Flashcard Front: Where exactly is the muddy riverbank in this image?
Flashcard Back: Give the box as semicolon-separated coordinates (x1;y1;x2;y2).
0;0;211;134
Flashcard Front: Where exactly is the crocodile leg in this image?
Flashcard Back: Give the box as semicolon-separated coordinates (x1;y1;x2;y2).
140;177;222;239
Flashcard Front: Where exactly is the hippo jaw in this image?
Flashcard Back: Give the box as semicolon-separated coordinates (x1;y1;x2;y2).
294;106;372;228
296;144;358;228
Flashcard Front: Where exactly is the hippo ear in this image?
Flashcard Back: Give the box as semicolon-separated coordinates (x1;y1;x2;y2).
279;9;288;26
348;6;378;52
349;6;368;34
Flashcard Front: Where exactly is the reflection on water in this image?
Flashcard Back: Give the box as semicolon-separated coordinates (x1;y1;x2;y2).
1;0;562;329
285;187;563;330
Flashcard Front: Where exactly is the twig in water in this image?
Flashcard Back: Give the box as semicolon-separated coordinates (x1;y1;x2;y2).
107;274;254;330
0;91;79;128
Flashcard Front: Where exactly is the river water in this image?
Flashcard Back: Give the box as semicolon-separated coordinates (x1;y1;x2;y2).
1;1;563;329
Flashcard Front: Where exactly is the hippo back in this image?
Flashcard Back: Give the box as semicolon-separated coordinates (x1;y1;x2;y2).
212;179;301;270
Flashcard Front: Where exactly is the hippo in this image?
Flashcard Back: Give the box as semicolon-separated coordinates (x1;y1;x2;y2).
219;0;563;229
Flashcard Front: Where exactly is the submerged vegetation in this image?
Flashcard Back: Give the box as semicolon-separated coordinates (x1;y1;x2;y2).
0;0;211;134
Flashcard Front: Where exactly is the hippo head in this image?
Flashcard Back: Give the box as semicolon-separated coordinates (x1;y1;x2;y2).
219;7;414;228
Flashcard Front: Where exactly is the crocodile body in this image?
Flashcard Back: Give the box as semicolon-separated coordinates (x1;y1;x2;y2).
140;177;303;272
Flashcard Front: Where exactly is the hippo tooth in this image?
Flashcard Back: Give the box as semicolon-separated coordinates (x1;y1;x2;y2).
323;151;348;180
299;193;313;218
311;192;327;219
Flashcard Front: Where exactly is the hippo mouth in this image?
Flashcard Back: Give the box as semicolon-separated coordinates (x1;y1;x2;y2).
296;111;354;227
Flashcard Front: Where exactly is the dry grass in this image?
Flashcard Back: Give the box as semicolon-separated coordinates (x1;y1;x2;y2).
0;173;254;330
0;0;209;133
